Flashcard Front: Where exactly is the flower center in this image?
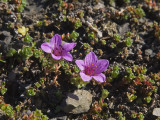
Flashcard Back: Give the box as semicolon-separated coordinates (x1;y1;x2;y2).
52;45;64;56
85;64;97;76
53;48;61;56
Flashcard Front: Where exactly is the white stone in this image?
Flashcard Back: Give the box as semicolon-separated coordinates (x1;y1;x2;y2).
61;90;93;114
153;108;160;116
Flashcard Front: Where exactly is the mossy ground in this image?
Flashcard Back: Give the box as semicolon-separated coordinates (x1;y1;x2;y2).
0;0;160;119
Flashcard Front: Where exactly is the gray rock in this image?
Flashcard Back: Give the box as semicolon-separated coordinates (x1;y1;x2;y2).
93;2;105;10
97;30;103;38
135;38;145;45
118;23;129;36
153;108;160;116
86;17;94;24
145;49;153;56
87;6;93;14
50;116;67;120
108;118;116;120
127;60;135;65
102;21;118;37
0;31;13;53
81;18;102;38
61;90;93;114
0;31;12;44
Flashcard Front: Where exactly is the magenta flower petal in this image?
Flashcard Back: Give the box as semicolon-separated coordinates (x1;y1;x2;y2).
84;52;98;66
50;34;62;47
75;52;109;83
62;43;76;52
75;60;85;71
95;59;109;74
80;72;92;81
41;34;75;61
51;53;61;60
93;73;106;83
41;42;52;53
62;52;73;61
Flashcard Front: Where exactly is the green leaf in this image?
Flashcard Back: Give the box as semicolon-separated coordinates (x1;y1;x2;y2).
24;34;33;43
1;87;7;95
19;46;33;60
144;96;151;103
33;109;42;117
74;18;82;29
88;32;94;41
35;82;41;88
125;37;133;47
33;49;40;58
7;48;16;57
70;31;79;41
27;88;36;96
0;59;6;63
101;89;109;99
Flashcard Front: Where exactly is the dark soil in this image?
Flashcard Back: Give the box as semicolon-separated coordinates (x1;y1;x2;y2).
0;0;160;120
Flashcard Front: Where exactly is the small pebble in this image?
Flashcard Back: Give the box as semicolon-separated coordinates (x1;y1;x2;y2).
145;49;153;56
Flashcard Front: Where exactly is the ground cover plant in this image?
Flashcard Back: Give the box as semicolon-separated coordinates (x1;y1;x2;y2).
0;0;160;119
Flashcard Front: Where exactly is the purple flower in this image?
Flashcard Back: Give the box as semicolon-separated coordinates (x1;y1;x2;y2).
41;34;76;61
75;52;109;83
